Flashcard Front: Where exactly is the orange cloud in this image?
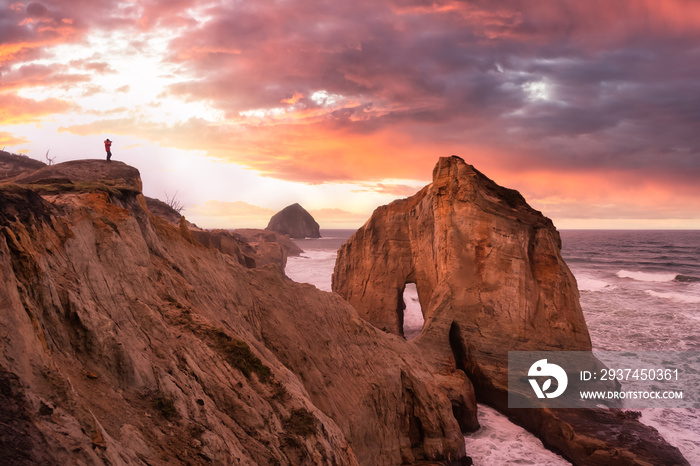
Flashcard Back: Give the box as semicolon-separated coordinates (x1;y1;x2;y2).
186;200;276;229
309;207;374;226
487;166;700;224
0;131;28;147
0;94;74;124
0;7;80;66
58;115;465;183
0;64;90;91
281;92;304;105
20;0;698;228
352;182;425;197
68;59;115;74
189;200;276;217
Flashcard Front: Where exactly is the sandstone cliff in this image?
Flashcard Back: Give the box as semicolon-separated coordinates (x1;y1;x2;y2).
0;159;476;465
143;196;301;270
266;203;321;238
332;156;688;466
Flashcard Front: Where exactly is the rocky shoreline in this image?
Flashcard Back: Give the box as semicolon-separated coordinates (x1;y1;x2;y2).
333;156;688;465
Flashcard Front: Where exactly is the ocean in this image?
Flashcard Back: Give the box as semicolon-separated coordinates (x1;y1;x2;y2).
286;229;700;465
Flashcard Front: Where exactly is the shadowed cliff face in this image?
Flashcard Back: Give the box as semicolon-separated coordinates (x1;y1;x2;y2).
0;160;476;465
332;156;688;466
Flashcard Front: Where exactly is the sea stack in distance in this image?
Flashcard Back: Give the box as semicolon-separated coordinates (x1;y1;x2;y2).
266;203;321;238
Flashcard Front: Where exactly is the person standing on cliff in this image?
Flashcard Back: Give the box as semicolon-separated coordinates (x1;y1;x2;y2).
104;138;112;161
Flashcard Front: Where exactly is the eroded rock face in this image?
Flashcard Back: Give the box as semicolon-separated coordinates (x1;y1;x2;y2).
0;160;475;465
234;228;304;268
144;194;302;271
189;228;303;270
266;203;321;238
333;155;591;355
332;156;688;466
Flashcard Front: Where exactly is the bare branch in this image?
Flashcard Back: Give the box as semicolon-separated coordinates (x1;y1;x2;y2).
164;191;185;214
45;149;57;165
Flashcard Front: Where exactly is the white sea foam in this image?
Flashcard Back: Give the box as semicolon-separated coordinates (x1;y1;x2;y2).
644;290;700;304
616;270;677;282
640;409;700;466
285;252;337;292
577;275;615;292
296;250;339;261
464;404;570;465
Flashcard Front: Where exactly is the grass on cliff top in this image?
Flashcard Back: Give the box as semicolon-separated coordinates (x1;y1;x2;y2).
25;180;139;196
0;182;27;194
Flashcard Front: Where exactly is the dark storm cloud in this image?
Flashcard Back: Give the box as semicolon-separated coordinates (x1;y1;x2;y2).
162;0;700;134
6;0;700;190
0;0;199;68
1;1;110;68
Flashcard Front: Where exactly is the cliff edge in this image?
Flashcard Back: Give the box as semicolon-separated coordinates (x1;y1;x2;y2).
0;159;475;465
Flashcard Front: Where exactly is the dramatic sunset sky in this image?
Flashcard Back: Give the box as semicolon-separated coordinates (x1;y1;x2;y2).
2;0;699;228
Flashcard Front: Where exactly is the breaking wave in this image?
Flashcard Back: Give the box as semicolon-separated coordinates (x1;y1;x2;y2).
644;290;700;304
617;270;678;283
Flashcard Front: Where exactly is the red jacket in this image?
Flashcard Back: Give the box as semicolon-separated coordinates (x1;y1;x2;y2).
104;140;112;151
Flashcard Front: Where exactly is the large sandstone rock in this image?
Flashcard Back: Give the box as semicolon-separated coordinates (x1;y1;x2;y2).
266;203;321;238
0;160;476;465
13;159;143;192
332;156;688;466
333;155;591;354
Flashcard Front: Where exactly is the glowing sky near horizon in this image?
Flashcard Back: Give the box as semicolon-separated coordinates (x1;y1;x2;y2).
2;0;700;229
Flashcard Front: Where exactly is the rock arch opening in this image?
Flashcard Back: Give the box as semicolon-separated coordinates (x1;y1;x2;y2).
401;283;424;340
